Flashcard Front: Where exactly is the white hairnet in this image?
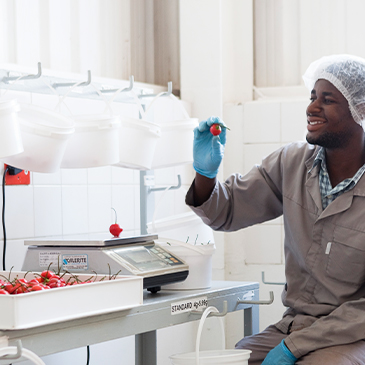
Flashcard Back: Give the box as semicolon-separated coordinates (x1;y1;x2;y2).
302;54;365;125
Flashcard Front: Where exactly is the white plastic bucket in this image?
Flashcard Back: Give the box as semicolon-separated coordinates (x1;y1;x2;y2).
147;93;198;169
53;82;122;169
152;118;198;169
61;114;121;168
115;116;161;170
113;90;161;170
147;211;215;245
158;238;215;290
0;99;24;158
170;306;251;365
147;187;216;289
2;104;75;173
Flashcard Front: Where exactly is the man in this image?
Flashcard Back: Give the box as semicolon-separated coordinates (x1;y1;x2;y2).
185;54;365;364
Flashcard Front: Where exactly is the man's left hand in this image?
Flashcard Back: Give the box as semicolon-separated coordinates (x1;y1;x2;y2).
262;339;297;364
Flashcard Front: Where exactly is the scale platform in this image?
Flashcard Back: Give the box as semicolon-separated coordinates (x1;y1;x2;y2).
22;234;189;293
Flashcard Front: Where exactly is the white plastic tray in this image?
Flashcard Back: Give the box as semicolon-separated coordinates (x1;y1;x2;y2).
0;271;143;330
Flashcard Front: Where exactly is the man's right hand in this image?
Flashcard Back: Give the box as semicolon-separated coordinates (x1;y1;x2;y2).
193;116;227;179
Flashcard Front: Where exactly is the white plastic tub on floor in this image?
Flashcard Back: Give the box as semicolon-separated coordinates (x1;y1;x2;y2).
170;306;252;364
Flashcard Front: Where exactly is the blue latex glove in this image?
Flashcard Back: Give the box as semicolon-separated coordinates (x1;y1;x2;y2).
262;340;297;365
193;116;227;179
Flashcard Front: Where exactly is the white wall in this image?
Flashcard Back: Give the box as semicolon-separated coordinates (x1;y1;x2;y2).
0;0;180;89
254;0;365;87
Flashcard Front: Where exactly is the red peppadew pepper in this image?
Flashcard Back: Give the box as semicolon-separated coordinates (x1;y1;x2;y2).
110;208;123;237
210;124;222;136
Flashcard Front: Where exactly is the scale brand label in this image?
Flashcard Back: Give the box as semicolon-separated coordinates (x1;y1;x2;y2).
39;251;62;267
62;254;88;270
171;296;208;315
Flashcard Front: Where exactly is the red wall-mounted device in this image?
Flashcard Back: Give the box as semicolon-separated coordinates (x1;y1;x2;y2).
4;164;31;185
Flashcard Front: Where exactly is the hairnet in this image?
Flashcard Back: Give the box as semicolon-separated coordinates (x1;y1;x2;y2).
302;54;365;125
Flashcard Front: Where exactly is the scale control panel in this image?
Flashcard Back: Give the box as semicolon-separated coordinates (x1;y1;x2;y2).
109;244;186;274
149;246;183;265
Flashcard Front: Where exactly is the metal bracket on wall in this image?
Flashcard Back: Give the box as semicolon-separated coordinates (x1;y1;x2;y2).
237;291;274;305
190;301;228;317
0;339;22;360
52;70;92;88
148;174;181;193
100;75;134;94
2;62;42;83
139;172;182;235
0;62;155;102
139;81;173;98
261;271;286;285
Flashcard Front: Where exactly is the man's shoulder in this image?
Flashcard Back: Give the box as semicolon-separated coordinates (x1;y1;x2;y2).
274;141;318;171
260;141;318;171
281;141;318;158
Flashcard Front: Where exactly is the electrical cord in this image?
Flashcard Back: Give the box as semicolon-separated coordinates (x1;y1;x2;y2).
2;166;10;363
86;345;90;365
2;166;8;271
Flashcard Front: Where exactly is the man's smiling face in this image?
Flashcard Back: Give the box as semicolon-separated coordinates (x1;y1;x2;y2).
306;79;359;149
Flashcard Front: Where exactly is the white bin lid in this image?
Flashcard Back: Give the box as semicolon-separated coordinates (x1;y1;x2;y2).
120;116;161;136
0;99;20;115
148;211;206;231
158;118;198;131
73;114;121;131
18;104;75;136
147;211;215;244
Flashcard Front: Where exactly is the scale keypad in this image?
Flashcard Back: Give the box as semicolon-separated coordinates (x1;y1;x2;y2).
151;246;183;265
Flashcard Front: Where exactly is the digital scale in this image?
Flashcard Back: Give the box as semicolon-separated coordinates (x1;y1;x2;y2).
22;234;189;293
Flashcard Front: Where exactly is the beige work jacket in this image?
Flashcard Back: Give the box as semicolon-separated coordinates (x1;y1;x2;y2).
186;141;365;359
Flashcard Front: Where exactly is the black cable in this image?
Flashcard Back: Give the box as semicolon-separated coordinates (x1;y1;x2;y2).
2;166;8;271
3;166;10;361
86;345;90;365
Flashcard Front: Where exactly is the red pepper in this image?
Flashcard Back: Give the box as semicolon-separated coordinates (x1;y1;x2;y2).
210;123;222;136
110;208;123;237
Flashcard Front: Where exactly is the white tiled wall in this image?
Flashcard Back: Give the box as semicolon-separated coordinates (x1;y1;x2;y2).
243;101;282;143
224;97;308;332
281;99;309;143
243;143;281;174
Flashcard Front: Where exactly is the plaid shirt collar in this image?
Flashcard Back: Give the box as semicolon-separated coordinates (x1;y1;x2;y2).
310;147;365;209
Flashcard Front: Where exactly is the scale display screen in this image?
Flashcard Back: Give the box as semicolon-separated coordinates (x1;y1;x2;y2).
126;250;155;264
114;245;184;272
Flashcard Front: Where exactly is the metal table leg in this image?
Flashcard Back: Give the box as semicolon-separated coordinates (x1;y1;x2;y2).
135;331;157;365
243;306;259;336
244;307;253;337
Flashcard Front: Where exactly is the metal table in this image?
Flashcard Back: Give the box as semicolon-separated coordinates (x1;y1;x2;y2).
0;280;260;365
